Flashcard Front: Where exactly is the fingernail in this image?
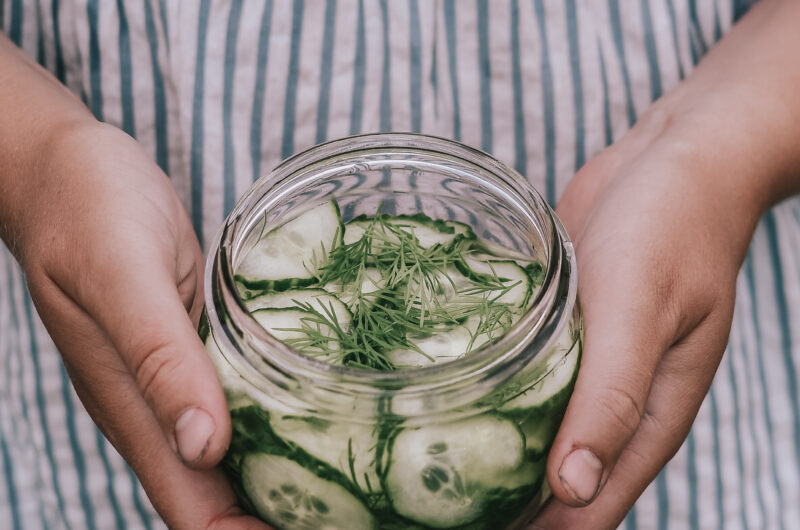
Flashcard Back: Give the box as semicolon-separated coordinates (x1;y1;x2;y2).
174;408;215;464
558;448;603;504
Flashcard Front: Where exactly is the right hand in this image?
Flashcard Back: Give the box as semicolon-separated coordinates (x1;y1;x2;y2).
12;120;270;530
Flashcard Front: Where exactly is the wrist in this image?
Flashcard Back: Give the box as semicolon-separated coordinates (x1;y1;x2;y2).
625;76;792;226
0;33;99;260
0;117;103;264
610;99;766;268
664;92;797;212
648;0;800;212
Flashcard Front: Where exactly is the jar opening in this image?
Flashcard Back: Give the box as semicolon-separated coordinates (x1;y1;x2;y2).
205;133;578;415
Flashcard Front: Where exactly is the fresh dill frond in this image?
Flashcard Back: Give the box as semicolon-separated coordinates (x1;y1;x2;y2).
262;210;536;370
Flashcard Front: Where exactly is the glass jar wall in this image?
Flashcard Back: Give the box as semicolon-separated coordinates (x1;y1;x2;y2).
203;133;582;530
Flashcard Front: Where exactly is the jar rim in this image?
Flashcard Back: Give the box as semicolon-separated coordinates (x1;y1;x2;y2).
205;133;578;409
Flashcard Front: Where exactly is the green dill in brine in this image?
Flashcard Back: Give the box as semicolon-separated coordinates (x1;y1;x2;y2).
235;202;544;371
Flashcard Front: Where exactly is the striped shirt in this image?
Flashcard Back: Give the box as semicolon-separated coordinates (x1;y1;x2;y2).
2;1;799;529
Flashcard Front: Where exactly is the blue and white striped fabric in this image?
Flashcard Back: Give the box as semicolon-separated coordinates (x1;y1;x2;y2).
3;1;799;529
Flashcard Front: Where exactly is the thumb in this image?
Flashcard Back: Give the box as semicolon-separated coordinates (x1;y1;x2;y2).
546;262;670;506
84;247;231;469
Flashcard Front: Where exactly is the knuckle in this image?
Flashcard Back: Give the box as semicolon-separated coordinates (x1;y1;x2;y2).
639;409;686;461
641;409;668;437
596;383;645;440
205;506;253;530
132;340;184;405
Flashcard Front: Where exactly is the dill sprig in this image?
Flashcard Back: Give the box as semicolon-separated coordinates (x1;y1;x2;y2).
277;299;422;371
275;212;530;370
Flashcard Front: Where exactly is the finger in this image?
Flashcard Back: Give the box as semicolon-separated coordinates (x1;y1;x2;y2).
534;410;680;530
545;257;679;507
66;364;270;530
107;266;230;468
68;240;231;469
29;277;268;529
533;327;725;529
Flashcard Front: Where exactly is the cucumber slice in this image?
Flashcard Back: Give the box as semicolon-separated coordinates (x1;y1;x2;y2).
502;457;546;490
519;414;560;459
457;256;531;307
470;241;546;294
385;415;530;528
387;316;493;368
270;414;380;494
387;325;470;368
245;289;351;324
251;308;328;342
205;332;251;409
343;213;465;249
523;262;546;293
401;266;472;312
387;263;525;367
242;453;377;530
444;220;476;244
235;201;343;290
500;327;580;414
473;239;536;264
204;332;292;413
251;307;350;363
341;219;374;246
325;268;385;311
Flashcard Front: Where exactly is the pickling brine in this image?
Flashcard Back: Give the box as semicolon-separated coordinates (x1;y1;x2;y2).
203;133;581;530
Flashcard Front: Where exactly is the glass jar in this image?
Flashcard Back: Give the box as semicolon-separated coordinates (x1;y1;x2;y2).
202;133;581;530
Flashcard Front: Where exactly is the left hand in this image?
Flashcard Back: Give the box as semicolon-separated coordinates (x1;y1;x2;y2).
530;103;760;528
531;0;800;524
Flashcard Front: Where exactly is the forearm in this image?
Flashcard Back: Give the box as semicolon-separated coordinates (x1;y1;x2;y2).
649;0;800;213
0;32;97;255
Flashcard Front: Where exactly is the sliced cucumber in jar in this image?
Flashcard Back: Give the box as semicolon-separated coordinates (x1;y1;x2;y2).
242;453;377;530
457;256;531;308
387;324;473;368
343;213;468;250
500;328;580;415
387;315;495;369
472;239;536;265
250;306;351;364
204;331;253;409
245;289;352;324
444;220;476;243
469;240;546;295
205;333;294;413
251;308;333;342
212;202;573;528
325;268;385;311
269;414;381;494
236;201;343;291
501;457;547;490
386;263;524;368
384;415;533;528
519;414;561;460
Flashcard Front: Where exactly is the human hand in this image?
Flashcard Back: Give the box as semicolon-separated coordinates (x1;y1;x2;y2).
12;121;270;530
528;104;767;529
529;0;800;525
